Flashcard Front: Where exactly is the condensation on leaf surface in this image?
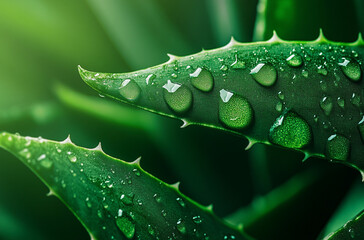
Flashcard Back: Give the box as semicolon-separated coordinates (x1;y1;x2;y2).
163;80;193;114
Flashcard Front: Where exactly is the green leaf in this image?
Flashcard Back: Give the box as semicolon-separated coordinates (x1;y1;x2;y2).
79;36;364;178
0;132;252;240
323;210;364;240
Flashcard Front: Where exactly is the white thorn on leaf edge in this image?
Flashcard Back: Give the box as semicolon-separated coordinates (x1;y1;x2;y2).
245;139;256;151
171;182;180;190
92;142;104;152
131;156;141;166
180;119;191;128
61;134;72;144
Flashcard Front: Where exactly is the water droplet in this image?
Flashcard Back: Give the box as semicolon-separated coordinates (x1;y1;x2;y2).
337;97;345;108
302;69;309;78
19;148;31;159
338;57;362;82
171;73;178;78
116;217;135;239
37;154;46;161
117;209;123;217
349;227;355;238
146;74;156;85
153;193;161;203
119;79;141;102
220;65;228;71
86;197;92;208
320;96;333;116
275;102;283;112
218;89;253;130
192;216;203;224
278;91;285;100
286;54;303;67
68;155;77;163
176;219;186;234
317;65;328;76
350;93;361;107
40;158;53;169
189;67;214;92
230;55;246;69
357;116;364;144
250;63;277;87
269;110;312;149
326;134;350;161
132;168;140;176
176;197;185;207
147;224;156;236
163;80;193;114
120;193;134;205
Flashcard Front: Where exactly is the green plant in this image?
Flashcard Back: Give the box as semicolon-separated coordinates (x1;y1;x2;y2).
0;0;363;239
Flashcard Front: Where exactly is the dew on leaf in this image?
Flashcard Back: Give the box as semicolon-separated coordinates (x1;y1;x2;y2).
119;79;141;102
337;97;345;108
146;74;156;85
250;63;277;87
350;93;361;107
68;155;77;163
326;134;350;161
320;96;333;116
269;110;312;149
317;66;328;76
132;168;140;176
278;91;284;100
176;219;186;234
302;69;309;78
120;193;134;205
176;197;185;207
163;80;193;114
357;116;364;144
116;216;135;239
286;54;303;67
192;215;203;224
189;67;214;92
218;89;253;130
230;55;246;69
338;57;362;82
275;102;283;112
153;193;161;203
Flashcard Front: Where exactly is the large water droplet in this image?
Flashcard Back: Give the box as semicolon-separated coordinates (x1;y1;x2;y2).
116;217;135;239
119;79;141;102
286;54;303;67
250;63;277;87
163;80;193;114
190;67;214;92
269;111;312;149
326;134;350;161
320;96;333;116
358;116;364;144
338;57;362;82
218;89;254;130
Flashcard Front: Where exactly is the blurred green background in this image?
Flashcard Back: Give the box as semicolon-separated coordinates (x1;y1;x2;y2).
0;0;363;239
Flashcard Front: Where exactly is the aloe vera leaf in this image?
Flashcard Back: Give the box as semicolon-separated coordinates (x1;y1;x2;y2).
226;164;355;239
323;210;364;240
254;0;359;41
0;132;252;240
79;35;364;178
86;0;191;69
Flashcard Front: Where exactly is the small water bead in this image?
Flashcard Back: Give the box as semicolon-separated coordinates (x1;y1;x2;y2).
132;168;140;176
116;216;135;239
269;111;312;149
19;148;31;159
337;97;345;109
68;155;77;163
218;89;254;130
119;79;141;102
120;193;134;205
320;96;333;116
171;73;178;78
86;197;92;208
192;216;203;224
302;69;309;78
350;93;361;107
176;197;185;207
286;54;303;67
250;63;277;87
275;102;283;112
40;158;53;169
220;65;228;71
153;193;161;203
148;224;156;236
163;80;193;114
358;116;364;144
326;134;350;161
230;56;246;69
278;91;285;100
338;57;362;82
348;228;355;238
176;219;186;234
189;67;214;92
317;66;328;76
146;74;156;85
